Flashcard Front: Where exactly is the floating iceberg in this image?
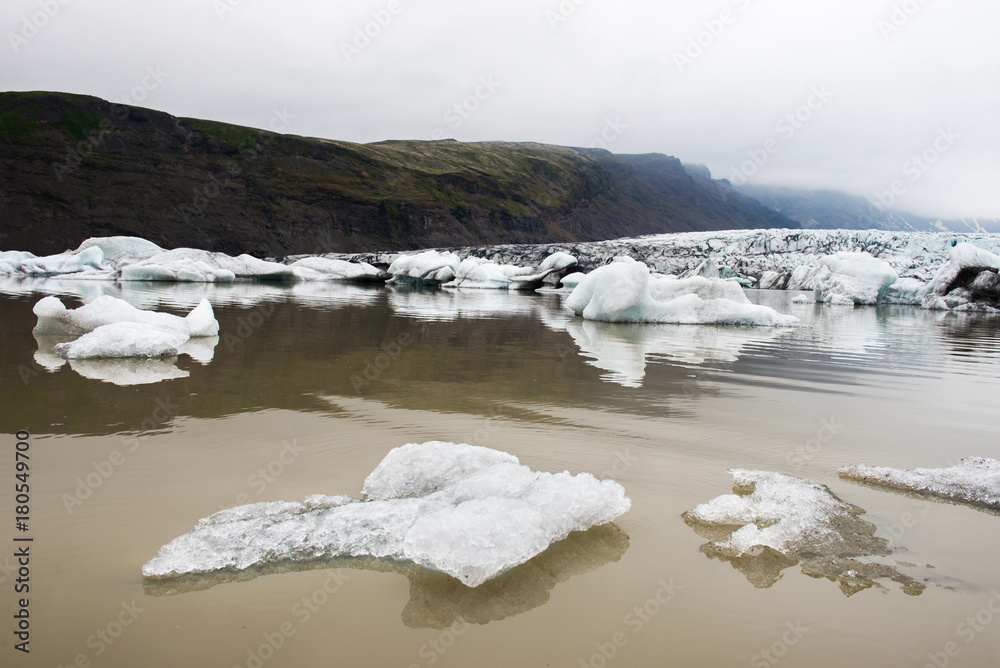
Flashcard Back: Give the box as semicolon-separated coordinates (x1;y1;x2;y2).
565;259;797;326
120;248;296;282
34;295;219;368
143;442;631;587
33;295;219;338
839;458;1000;512
54;322;190;359
812;252;898;305
387;251;462;286
442;257;527;289
684;470;926;595
286;256;383;282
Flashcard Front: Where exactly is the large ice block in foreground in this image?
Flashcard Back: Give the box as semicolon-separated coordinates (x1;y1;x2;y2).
565;259;797;326
143;442;631;587
839;458;1000;511
812;252;898;305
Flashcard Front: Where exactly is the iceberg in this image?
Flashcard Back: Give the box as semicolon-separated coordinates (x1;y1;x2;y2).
143;441;631;587
33;295;219;338
565;259;797;326
812;252;898;305
55;322;190;359
119;248;295;282
839;458;1000;512
387;251;462;286
684;470;926;595
442;257;527;289
286;256;383;283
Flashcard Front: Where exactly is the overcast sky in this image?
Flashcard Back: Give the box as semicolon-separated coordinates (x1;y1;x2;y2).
3;0;998;219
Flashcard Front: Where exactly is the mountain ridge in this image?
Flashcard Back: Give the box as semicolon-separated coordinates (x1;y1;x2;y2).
0;91;795;256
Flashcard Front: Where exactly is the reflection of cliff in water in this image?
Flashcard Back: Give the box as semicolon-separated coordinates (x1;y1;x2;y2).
144;523;629;629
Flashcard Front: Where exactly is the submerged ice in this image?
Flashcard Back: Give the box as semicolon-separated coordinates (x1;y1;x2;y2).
839;458;1000;512
684;470;926;595
143;442;631;587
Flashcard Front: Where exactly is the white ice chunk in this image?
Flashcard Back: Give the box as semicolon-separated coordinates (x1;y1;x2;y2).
813;252;898;305
560;272;586;289
33;295;219;338
18;246;106;276
120;248;293;282
287;257;382;282
536;252;577;272
143;442;631;587
565;260;796;326
685;470;853;556
76;236;164;264
387;251;462;286
55;322;188;359
839;458;1000;511
442;258;517;289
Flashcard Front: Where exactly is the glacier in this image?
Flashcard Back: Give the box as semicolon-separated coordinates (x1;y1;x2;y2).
143;441;631;587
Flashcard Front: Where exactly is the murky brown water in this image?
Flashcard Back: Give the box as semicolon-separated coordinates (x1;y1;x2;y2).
1;280;999;667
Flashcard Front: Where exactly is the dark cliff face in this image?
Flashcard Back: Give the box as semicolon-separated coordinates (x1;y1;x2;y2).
0;91;797;256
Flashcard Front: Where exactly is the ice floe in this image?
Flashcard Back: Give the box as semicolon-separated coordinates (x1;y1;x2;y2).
387;251;462;286
565;259;797;326
922;243;1000;311
33;295;219;338
839;458;1000;512
143;441;631;587
286;256;383;282
684;470;927;595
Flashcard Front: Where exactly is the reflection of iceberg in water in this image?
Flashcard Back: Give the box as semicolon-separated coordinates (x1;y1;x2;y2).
144;523;629;629
32;334;218;386
387;287;561;322
564;320;786;387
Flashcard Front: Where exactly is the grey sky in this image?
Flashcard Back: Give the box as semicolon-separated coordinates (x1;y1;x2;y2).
3;0;998;219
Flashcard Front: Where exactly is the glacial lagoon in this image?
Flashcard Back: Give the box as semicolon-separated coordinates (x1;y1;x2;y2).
1;280;999;667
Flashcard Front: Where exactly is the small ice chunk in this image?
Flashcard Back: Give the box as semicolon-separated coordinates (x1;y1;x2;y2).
791;294;815;304
839;458;1000;511
143;442;631;587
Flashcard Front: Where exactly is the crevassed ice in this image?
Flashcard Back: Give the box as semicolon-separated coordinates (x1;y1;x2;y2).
142;442;631;587
839;457;1000;511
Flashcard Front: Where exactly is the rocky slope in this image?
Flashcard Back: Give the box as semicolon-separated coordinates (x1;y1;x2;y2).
0;91;795;256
